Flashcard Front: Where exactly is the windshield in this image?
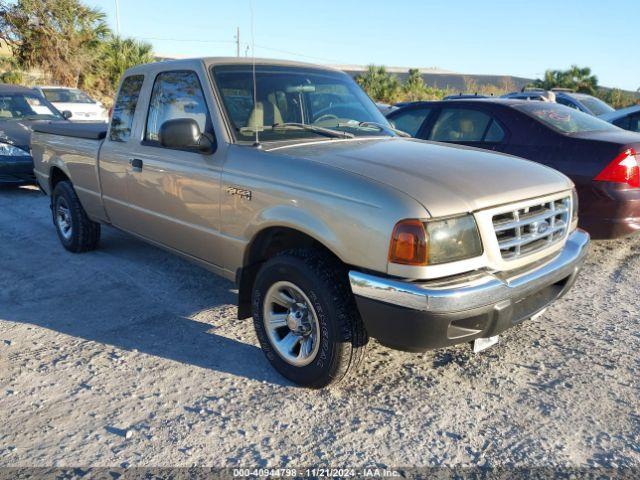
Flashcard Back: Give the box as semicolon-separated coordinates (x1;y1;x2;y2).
212;65;391;142
0;93;63;121
514;102;619;134
42;88;95;104
572;94;615;116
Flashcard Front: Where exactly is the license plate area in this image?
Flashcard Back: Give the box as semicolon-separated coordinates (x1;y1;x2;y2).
472;335;499;353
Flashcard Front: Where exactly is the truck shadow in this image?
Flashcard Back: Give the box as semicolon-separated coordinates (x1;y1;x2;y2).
0;211;290;387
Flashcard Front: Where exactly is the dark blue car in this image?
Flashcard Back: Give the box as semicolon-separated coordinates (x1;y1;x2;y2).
0;84;66;184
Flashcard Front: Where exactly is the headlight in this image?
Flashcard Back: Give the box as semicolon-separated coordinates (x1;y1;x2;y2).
389;215;483;266
570;188;579;232
0;142;29;157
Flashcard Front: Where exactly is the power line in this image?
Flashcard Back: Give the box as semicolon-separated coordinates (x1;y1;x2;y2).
130;35;343;64
134;36;237;45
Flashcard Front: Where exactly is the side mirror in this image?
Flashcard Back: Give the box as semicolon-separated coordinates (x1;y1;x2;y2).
159;118;214;154
62;110;73;120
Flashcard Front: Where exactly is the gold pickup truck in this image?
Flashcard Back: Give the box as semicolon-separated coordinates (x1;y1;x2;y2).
31;58;589;388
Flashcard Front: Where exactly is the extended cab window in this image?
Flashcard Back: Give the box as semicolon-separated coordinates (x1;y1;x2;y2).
109;75;144;142
390;108;431;136
429;108;504;143
145;70;212;144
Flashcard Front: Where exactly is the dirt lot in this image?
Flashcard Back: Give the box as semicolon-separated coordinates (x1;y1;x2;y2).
0;185;638;469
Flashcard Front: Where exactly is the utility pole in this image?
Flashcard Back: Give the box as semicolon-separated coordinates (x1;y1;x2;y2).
235;27;240;57
114;0;121;36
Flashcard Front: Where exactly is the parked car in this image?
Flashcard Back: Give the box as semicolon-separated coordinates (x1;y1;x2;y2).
554;90;615;117
387;99;640;238
502;89;556;102
502;89;615;117
443;93;489;100
33;86;108;122
600;104;640;133
31;58;588;387
0;84;67;185
375;102;397;115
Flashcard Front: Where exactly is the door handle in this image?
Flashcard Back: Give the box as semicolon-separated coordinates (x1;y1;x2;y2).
129;158;143;172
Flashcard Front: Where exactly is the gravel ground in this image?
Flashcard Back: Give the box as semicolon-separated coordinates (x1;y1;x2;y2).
0;185;638;469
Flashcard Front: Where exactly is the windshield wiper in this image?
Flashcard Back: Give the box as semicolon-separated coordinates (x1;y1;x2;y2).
272;122;354;139
356;121;411;138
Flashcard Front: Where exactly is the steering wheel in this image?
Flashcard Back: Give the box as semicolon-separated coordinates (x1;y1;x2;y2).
314;113;339;124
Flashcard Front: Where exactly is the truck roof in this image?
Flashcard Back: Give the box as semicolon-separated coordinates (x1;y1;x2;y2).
124;57;344;76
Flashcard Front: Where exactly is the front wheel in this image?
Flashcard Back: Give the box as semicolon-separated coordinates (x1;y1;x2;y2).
52;180;101;253
252;249;368;388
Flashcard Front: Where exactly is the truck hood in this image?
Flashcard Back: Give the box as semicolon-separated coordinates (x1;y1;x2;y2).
272;137;572;218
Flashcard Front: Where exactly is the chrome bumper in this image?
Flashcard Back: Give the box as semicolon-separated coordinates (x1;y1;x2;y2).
349;229;589;313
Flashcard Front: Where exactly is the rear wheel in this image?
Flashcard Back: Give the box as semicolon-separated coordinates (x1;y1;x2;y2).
252;249;368;388
52;180;100;253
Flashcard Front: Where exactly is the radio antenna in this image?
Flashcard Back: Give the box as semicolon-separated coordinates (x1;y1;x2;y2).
250;0;261;148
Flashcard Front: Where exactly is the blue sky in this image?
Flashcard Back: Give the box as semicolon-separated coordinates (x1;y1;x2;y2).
85;0;639;91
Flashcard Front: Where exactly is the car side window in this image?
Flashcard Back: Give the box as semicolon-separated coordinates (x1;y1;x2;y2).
109;75;144;142
556;97;579;110
145;70;213;145
429;108;504;143
389;108;431;136
613;116;631;130
628;114;640;132
484;119;505;142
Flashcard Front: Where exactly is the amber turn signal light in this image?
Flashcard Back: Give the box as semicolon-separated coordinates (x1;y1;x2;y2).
388;219;428;266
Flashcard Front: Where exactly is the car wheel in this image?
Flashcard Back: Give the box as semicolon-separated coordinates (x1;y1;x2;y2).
252;249;368;388
52;180;101;253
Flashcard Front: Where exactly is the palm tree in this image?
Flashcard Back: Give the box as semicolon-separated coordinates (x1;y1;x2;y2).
531;65;598;94
98;35;154;89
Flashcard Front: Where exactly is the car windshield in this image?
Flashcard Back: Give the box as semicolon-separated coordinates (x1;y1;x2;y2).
212;65;391;142
0;93;63;121
42;88;95;104
572;94;615;116
514;102;619;134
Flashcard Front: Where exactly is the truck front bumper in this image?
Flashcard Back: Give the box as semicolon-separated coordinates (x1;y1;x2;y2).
349;229;590;352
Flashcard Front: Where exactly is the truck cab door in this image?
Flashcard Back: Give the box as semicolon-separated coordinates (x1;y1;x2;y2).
99;74;146;226
121;69;225;267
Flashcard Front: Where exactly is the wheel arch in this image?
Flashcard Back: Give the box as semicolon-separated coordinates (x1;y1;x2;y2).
236;225;347;319
49;165;72;192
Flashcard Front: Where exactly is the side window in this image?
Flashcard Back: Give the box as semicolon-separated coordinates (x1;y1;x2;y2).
429;108;504;143
613;116;631;130
629;114;640;133
109;75;144;142
484;120;505;142
145;70;212;144
389;108;431;137
556;97;579;110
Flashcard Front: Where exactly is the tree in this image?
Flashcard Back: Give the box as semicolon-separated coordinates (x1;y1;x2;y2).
355;65;402;104
97;35;154;90
531;65;598;95
0;0;109;86
402;68;427;101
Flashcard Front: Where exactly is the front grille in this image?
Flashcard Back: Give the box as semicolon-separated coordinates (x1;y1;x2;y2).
492;196;570;260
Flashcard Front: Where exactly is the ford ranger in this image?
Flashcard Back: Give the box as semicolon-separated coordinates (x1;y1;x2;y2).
31;58;589;388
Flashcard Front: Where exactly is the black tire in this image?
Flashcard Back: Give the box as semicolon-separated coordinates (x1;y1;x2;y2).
51;180;101;253
252;249;368;388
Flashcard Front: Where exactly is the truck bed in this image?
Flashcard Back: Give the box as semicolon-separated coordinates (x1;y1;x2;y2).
31;122;108;140
31;122;107;222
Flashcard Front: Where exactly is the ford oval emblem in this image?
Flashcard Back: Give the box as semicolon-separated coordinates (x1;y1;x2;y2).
533;220;550;235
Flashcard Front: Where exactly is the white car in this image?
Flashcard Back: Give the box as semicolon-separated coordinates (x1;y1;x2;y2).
33;86;108;122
